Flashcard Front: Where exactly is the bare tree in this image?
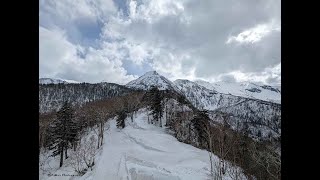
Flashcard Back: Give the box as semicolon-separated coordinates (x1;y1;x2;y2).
92;109;107;149
203;123;215;179
213;160;223;180
125;92;142;122
70;134;99;175
82;135;97;171
226;162;244;180
70;144;86;175
39;148;54;173
250;143;281;179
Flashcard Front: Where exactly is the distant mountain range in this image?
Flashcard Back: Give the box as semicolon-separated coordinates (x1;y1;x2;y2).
39;71;281;141
40;71;280;112
39;78;80;84
123;71;280;104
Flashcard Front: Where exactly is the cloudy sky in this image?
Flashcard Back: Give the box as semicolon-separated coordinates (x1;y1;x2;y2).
39;0;281;85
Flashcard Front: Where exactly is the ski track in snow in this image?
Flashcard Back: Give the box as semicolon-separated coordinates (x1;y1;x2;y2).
91;110;219;180
41;109;244;180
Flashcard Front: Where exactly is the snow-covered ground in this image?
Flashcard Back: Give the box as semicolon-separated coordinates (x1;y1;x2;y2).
40;109;246;180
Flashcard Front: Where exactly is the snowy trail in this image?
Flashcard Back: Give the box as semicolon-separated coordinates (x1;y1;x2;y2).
42;109;244;180
90;109;221;180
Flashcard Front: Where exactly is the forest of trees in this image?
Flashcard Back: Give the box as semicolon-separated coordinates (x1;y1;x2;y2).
39;87;280;179
39;91;144;173
39;82;133;113
167;105;280;180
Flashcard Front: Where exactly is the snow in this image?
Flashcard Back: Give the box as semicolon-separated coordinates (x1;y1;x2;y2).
174;79;243;111
39;78;80;84
194;80;281;104
40;109;247;180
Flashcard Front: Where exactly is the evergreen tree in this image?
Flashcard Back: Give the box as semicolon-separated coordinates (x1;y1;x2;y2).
48;101;78;167
148;86;163;126
116;110;126;129
191;110;210;148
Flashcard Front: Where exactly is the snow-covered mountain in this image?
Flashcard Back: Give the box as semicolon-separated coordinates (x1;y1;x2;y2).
195;80;281;104
174;79;281;142
39;78;80;84
210;99;281;142
174;79;243;110
125;71;280;104
126;71;180;92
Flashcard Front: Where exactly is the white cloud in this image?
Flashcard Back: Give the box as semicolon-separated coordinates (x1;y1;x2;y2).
39;27;76;77
226;20;280;44
150;50;196;81
40;0;116;22
40;0;281;85
103;0;280;84
126;43;150;66
39;26;137;84
217;63;281;85
128;0;186;23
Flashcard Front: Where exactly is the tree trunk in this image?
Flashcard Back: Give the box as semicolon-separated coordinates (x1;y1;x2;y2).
188;124;191;142
222;160;225;175
131;113;133;122
39;133;43;149
73;142;76;151
97;136;100;149
100;121;104;147
60;145;64;167
165;103;168;126
209;152;213;177
97;127;101;149
65;145;68;159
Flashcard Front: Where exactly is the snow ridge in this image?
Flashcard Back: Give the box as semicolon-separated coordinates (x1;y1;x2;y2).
194;80;281;104
39;78;80;84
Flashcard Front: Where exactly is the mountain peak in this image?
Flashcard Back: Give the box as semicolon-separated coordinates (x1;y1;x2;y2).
126;71;180;91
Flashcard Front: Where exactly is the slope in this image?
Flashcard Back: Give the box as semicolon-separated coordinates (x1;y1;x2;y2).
40;109;246;180
174;79;243;110
195;80;281;104
174;79;281;143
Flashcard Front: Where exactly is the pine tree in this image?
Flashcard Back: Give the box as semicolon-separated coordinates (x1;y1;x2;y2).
191;110;210;148
48;101;78;167
116;110;126;129
148;86;163;126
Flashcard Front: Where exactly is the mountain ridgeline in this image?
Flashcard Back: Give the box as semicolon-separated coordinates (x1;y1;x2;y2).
39;72;280;142
39;82;134;113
